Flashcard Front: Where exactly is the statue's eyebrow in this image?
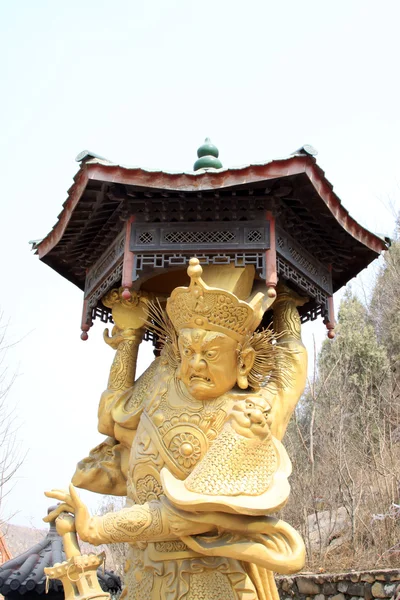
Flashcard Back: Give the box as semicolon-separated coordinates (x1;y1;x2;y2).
202;334;235;348
202;340;222;350
179;335;191;347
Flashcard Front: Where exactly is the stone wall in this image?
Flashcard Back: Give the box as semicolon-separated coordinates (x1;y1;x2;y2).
277;570;400;600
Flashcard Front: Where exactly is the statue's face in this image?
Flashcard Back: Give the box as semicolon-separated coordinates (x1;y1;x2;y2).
178;329;238;401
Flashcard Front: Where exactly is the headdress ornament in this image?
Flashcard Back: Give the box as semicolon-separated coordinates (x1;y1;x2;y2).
166;258;265;342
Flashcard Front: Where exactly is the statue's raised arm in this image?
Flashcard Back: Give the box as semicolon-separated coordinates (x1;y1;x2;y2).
269;283;308;441
72;289;155;496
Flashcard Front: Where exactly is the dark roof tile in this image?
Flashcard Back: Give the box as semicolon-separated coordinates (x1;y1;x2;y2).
0;519;121;597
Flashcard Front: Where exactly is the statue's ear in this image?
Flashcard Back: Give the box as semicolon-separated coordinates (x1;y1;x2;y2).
237;347;256;389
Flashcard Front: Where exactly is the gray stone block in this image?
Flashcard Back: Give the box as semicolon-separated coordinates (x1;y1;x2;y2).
347;583;365;596
323;583;337;595
372;582;386;598
297;579;321;595
365;583;373;600
330;594;345;600
281;579;294;593
383;584;396;597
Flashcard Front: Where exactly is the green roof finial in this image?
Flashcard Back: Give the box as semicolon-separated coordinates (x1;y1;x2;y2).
193;138;223;171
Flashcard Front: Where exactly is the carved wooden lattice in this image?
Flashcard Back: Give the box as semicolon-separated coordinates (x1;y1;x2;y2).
133;253;266;280
164;230;236;245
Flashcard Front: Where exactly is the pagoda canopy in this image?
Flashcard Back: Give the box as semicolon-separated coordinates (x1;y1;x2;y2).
34;149;389;338
0;517;121;600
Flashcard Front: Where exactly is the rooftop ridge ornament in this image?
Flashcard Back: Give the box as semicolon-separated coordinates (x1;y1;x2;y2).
75;150;108;163
193;137;223;171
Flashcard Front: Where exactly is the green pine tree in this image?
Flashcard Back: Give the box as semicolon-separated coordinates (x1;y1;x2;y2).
370;220;400;364
318;290;389;412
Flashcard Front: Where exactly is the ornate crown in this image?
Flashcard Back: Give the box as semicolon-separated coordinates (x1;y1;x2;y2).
166;258;265;342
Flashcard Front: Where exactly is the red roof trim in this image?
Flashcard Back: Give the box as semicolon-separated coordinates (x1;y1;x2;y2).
304;162;385;255
37;168;89;259
36;156;387;260
86;155;309;191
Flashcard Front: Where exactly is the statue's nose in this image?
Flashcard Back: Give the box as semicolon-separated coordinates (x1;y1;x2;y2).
249;409;264;424
190;354;206;370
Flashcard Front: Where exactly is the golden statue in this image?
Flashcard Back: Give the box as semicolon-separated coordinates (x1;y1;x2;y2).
45;258;308;600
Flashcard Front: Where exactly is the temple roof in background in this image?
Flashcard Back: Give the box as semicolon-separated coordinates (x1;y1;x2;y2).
0;520;121;598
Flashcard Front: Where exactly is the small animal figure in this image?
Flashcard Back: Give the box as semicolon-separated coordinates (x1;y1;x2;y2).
228;392;273;441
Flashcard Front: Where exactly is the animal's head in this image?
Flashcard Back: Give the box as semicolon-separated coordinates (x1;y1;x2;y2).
228;393;272;440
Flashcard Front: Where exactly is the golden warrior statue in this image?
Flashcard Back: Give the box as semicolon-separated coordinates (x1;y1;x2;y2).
45;258;308;600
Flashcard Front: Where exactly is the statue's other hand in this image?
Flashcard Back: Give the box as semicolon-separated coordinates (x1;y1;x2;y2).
44;484;92;541
275;282;308;307
43;490;75;523
103;326;134;349
161;498;215;537
55;512;76;536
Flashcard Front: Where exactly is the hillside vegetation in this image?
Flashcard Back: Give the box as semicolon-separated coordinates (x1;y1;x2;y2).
282;224;400;571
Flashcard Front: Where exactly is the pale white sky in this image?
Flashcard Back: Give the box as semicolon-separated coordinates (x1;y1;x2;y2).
0;0;399;529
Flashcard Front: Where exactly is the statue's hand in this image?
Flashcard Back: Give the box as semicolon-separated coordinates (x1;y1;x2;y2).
103;325;139;349
275;282;308;308
55;512;76;536
44;484;92;541
102;289;151;331
161;498;215;537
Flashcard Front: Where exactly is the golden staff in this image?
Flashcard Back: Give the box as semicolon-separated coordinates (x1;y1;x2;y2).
44;513;109;600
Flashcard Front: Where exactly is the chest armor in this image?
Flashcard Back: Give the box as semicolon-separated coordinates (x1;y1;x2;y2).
127;364;228;505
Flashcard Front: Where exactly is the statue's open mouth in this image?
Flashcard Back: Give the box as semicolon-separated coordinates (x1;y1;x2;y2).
190;375;212;383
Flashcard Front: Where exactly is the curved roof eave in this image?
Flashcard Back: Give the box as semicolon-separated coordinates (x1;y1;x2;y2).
36;154;388;260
